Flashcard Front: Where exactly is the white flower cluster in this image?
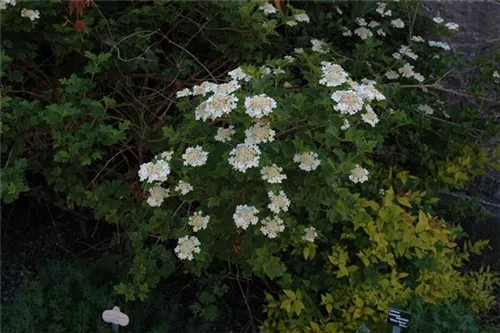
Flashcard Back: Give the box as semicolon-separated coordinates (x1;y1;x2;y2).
397;63;425;82
175;236;201;261
244;94;277;119
233;205;259;230
261;164;287;184
433;16;459;31
2;0;30;15
319;62;348;87
311;38;328;53
417;104;434;115
376;3;392;17
302;226;318;243
428;40;451;51
395;45;418;60
353;82;386;102
391;18;405;29
332;90;364;115
260;216;285;239
175;180;193;195
147;186;170;207
341;119;350;131
349;164;370;183
354;27;373;40
268;190;290;214
0;0;16;10
228;143;261;173
182;146;208;167
139;159;171;183
361;105;380;127
294;152;321;171
189;211;210;232
228;67;252;82
411;35;425;43
244;121;276;144
214;126;235;143
259;3;277;15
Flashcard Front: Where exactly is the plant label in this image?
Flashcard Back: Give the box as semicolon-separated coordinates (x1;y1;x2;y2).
386;307;410;328
102;306;129;326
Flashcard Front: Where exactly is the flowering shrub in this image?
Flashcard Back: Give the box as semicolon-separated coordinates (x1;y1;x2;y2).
1;1;499;331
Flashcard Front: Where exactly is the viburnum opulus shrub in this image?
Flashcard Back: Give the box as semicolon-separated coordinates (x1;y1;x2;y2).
1;0;499;332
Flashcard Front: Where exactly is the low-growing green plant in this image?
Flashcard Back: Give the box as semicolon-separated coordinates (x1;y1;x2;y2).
1;1;499;332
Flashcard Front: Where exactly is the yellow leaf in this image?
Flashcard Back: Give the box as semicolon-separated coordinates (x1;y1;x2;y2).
296;289;303;301
416;211;429;233
397;196;411;208
326;303;333;314
281;299;292;313
303;246;310;260
310;322;320;332
354;297;364;308
284;290;296;300
294;300;304;316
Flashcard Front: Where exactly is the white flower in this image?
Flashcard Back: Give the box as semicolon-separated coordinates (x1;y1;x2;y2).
354;83;386;102
418;104;434;115
335;6;343;15
138;160;171;183
216;81;241;95
175;180;193;195
147;186;170;207
379;188;386;196
295;13;310;23
377;29;386;37
273;68;285;75
244;122;275;144
391;18;405;28
175;236;201;261
356;17;367;26
376;3;387;15
368;20;380;28
192;81;217;96
260;216;285;239
340;119;350;131
428;40;451;51
189;211;210;232
176;88;191;98
445;22;459;30
385;70;400;80
331;90;364;115
433;16;444;24
284;55;295;63
398;63;415;78
1;0;16;9
214;126;235;143
228;67;251;82
228;143;261;173
244;94;277;119
182;146;209;167
283;82;292;88
354;27;373;40
493;71;500;79
294;47;304;54
384;10;392;17
204;93;239;119
302;226;318;243
259;3;278;15
411;35;425;43
361;105;380;127
233;205;259;230
286;20;298;27
413;72;425;82
392;52;403;60
156;151;174;162
319;61;348;87
294;152;321;171
261;164;287;184
21;8;40;21
267;191;290;214
399;45;418;60
349;164;369;183
311;38;328;53
342;27;353;37
260;66;272;75
194;101;211;122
